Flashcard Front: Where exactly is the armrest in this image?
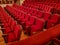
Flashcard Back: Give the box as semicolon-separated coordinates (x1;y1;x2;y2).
0;28;6;30
2;34;8;37
26;26;31;28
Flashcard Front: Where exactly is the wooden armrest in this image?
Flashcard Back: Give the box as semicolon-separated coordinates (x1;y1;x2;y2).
0;28;6;30
2;34;8;37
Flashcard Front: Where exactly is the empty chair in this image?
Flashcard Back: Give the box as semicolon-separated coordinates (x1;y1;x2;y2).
46;14;60;29
25;16;36;27
21;14;30;24
17;13;25;22
43;13;51;21
3;25;21;43
26;19;45;35
36;11;43;18
30;9;38;16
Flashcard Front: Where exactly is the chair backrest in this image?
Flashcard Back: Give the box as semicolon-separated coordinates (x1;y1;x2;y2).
31;9;38;16
35;19;45;26
51;14;60;22
37;11;43;18
14;25;21;40
20;13;25;18
29;17;36;23
43;13;51;20
10;19;16;30
25;15;30;21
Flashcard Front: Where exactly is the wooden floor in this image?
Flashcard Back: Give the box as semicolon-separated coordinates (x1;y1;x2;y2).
20;31;29;40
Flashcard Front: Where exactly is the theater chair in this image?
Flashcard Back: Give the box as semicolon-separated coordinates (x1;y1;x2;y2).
0;13;16;34
20;14;30;24
0;6;22;43
25;16;36;27
25;19;45;35
28;9;37;16
2;24;21;43
3;21;16;34
46;14;60;29
43;13;51;21
36;11;43;18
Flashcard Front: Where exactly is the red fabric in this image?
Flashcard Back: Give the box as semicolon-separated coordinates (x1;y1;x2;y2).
3;27;11;34
25;17;35;26
14;25;21;40
7;33;16;42
43;13;51;21
46;14;60;28
7;24;60;45
30;19;44;34
37;11;43;18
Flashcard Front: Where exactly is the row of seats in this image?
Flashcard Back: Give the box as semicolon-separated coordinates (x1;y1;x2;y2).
24;0;60;4
7;24;60;45
23;1;60;15
33;3;60;10
12;4;60;29
5;5;45;35
23;3;53;13
0;6;22;43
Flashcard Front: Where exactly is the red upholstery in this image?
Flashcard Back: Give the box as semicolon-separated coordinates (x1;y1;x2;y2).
46;14;60;28
36;11;43;18
0;6;21;43
6;33;16;42
25;16;36;27
21;15;30;25
26;19;45;35
4;24;21;43
31;19;44;32
43;13;51;21
7;24;60;45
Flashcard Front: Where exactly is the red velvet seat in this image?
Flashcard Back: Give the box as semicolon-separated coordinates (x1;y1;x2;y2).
26;19;45;35
36;11;43;18
43;13;51;21
21;15;30;23
46;14;60;28
3;24;21;43
25;17;36;27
